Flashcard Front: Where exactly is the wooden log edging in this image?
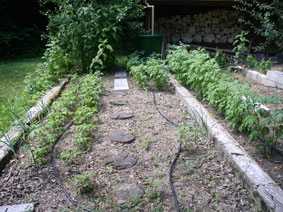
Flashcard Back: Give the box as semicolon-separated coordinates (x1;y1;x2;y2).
0;78;69;171
169;75;283;212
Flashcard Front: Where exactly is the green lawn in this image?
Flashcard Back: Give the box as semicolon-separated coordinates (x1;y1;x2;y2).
0;58;43;136
0;58;43;103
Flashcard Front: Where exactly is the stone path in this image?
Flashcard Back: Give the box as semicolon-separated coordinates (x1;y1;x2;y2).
114;70;129;90
0;203;34;212
110;71;143;203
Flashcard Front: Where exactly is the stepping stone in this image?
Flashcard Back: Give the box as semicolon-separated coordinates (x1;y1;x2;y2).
115;183;144;204
110;100;128;106
105;155;137;169
0;203;34;212
111;111;134;120
113;90;127;97
111;130;135;143
114;79;129;91
115;71;127;79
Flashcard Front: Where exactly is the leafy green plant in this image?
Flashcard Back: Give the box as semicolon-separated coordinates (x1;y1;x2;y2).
214;49;230;69
43;0;145;73
59;149;81;165
166;44;283;154
0;129;16;154
233;31;250;65
234;0;283;51
246;55;272;74
257;59;272;75
142;135;150;150
246;55;257;69
73;172;95;194
129;54;169;90
27;73;102;165
145;178;162;202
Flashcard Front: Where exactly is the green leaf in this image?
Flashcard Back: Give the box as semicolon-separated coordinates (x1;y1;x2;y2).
261;127;269;136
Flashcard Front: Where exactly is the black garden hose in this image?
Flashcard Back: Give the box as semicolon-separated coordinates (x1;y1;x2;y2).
50;121;94;212
50;90;182;212
152;91;182;212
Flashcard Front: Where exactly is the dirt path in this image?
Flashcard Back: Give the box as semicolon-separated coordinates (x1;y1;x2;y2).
0;75;257;211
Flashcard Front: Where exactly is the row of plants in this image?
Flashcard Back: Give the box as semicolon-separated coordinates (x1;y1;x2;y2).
28;73;102;166
1;0;145;140
166;45;282;155
127;52;169;90
25;73;102;194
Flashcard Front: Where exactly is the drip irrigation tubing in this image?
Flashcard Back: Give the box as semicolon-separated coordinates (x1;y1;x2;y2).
49;88;182;212
50;121;94;212
152;91;182;212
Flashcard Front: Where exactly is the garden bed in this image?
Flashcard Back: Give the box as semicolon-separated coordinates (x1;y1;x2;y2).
231;71;283;113
0;75;257;211
194;72;283;189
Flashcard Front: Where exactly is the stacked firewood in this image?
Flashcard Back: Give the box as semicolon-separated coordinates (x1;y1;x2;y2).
157;10;243;44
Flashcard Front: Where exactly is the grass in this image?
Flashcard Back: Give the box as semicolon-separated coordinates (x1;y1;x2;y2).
0;58;42;103
0;57;43;137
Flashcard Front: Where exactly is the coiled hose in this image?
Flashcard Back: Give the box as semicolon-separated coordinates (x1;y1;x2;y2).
152;91;182;212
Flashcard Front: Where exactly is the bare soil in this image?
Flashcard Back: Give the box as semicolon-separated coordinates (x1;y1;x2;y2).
0;75;258;211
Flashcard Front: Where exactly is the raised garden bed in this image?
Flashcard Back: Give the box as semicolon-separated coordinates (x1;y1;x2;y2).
0;75;258;211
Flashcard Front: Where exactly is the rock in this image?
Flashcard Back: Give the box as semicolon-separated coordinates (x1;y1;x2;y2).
111;130;135;143
115;183;144;204
219;36;227;44
203;34;215;43
223;28;230;35
111;111;134;120
187;26;196;34
113;91;127;97
110;100;128;106
114;79;129;91
181;33;193;43
228;37;234;44
172;33;181;44
204;28;211;34
0;203;34;212
105;155;137;169
115;71;127;79
193;35;202;43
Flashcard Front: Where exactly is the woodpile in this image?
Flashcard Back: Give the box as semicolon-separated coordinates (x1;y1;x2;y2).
157;10;243;44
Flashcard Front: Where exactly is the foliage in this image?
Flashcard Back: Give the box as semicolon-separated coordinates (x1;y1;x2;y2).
232;31;250;64
246;55;272;74
234;0;283;51
257;59;272;75
126;51;146;70
145;178;162;202
246;55;257;69
59;149;81;165
166;45;283;153
73;172;95;194
128;52;169;90
28;73;102;165
43;0;144;73
214;49;231;69
0;58;42;138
